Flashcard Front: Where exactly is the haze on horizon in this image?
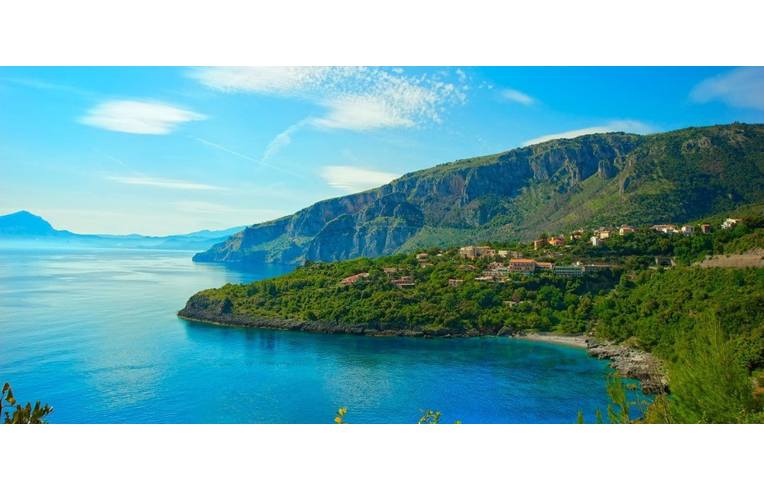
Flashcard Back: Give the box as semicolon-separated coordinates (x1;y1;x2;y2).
2;66;763;236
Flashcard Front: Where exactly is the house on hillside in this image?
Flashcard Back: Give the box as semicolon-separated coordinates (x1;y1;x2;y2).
553;265;584;278
459;245;495;259
533;239;546;251
498;250;523;259
391;276;416;288
722;218;741;230
383;267;399;275
619;225;635;236
448;278;464;287
340;272;370;286
416;252;429;261
700;223;712;234
681;225;694;235
535;261;554;271
651;224;678;234
509;258;537;274
547;236;565;247
590;236;603;247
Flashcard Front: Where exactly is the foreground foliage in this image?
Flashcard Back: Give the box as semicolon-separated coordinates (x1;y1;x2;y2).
2;382;53;424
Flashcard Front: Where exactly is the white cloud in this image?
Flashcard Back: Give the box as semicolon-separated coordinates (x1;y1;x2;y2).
188;66;333;95
311;95;414;131
500;88;536;106
261;121;308;162
690;67;764;110
190;67;466;132
320;166;399;192
522;120;654;146
106;175;224;190
80;100;205;135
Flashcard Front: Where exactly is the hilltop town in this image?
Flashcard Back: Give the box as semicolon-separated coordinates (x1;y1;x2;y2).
336;215;752;290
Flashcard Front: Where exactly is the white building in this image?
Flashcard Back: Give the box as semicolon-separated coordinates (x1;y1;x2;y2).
722;218;741;230
590;236;603;247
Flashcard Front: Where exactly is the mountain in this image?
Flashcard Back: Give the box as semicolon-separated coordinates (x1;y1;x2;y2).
195;123;764;265
0;211;244;251
0;210;72;237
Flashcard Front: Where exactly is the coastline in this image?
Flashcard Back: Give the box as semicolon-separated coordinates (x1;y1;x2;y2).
180;304;667;394
511;332;588;348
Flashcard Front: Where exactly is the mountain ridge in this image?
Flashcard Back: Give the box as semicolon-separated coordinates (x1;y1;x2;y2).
189;123;764;264
0;210;245;250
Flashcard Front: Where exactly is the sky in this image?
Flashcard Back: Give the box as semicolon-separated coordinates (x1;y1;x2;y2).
1;66;763;235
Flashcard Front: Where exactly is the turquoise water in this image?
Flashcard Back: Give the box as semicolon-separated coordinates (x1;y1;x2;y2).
0;247;635;423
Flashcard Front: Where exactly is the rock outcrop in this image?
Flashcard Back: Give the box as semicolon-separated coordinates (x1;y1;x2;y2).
586;338;668;394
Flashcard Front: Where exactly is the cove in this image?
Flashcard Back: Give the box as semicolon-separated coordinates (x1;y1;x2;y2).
0;247;641;423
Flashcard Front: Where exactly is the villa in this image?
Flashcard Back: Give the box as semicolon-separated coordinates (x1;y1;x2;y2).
553;265;585;278
340;272;370;286
651;224;678;234
619;225;635;236
459;245;496;259
722;218;741;230
533;239;546;250
391;276;416;288
681;225;694;235
700;223;712;234
509;258;537;274
590;236;603;247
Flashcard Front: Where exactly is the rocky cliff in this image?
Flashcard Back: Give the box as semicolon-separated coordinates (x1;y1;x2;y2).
194;123;764;265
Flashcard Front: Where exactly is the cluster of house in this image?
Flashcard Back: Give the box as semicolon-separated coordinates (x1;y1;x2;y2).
583;218;741;247
339;215;745;289
458;246;523;259
467;258;611;283
339;268;417;289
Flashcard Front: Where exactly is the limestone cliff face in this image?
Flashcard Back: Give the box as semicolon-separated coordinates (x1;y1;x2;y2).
194;124;764;264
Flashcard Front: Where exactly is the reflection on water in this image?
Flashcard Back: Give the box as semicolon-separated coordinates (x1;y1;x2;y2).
0;247;635;423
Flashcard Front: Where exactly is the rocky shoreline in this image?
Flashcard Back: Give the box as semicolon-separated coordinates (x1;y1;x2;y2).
585;338;668;394
512;332;667;394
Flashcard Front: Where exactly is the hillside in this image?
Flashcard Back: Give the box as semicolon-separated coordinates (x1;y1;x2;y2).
194;123;764;265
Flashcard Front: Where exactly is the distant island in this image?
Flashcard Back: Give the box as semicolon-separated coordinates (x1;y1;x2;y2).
0;210;245;251
193;123;764;265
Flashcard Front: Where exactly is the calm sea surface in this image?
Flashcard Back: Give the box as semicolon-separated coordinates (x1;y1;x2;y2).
0;247;637;423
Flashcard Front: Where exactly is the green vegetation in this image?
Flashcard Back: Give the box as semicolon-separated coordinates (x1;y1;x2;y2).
2;382;53;424
184;209;764;423
187;250;620;336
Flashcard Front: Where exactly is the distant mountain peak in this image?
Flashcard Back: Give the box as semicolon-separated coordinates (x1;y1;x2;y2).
0;210;59;236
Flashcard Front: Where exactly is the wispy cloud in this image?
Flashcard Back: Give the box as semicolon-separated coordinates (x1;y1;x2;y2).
194;136;303;178
189;67;467;132
261;121;308;162
311;95;415;131
320;165;398;193
80;100;206;135
500;88;536;106
690;67;764;111
1;77;97;98
522;120;654;146
106;175;224;190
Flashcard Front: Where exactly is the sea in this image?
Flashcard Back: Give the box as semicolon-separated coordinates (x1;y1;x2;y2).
0;246;644;423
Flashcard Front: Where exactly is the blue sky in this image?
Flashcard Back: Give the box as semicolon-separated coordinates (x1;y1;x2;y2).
1;66;763;235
